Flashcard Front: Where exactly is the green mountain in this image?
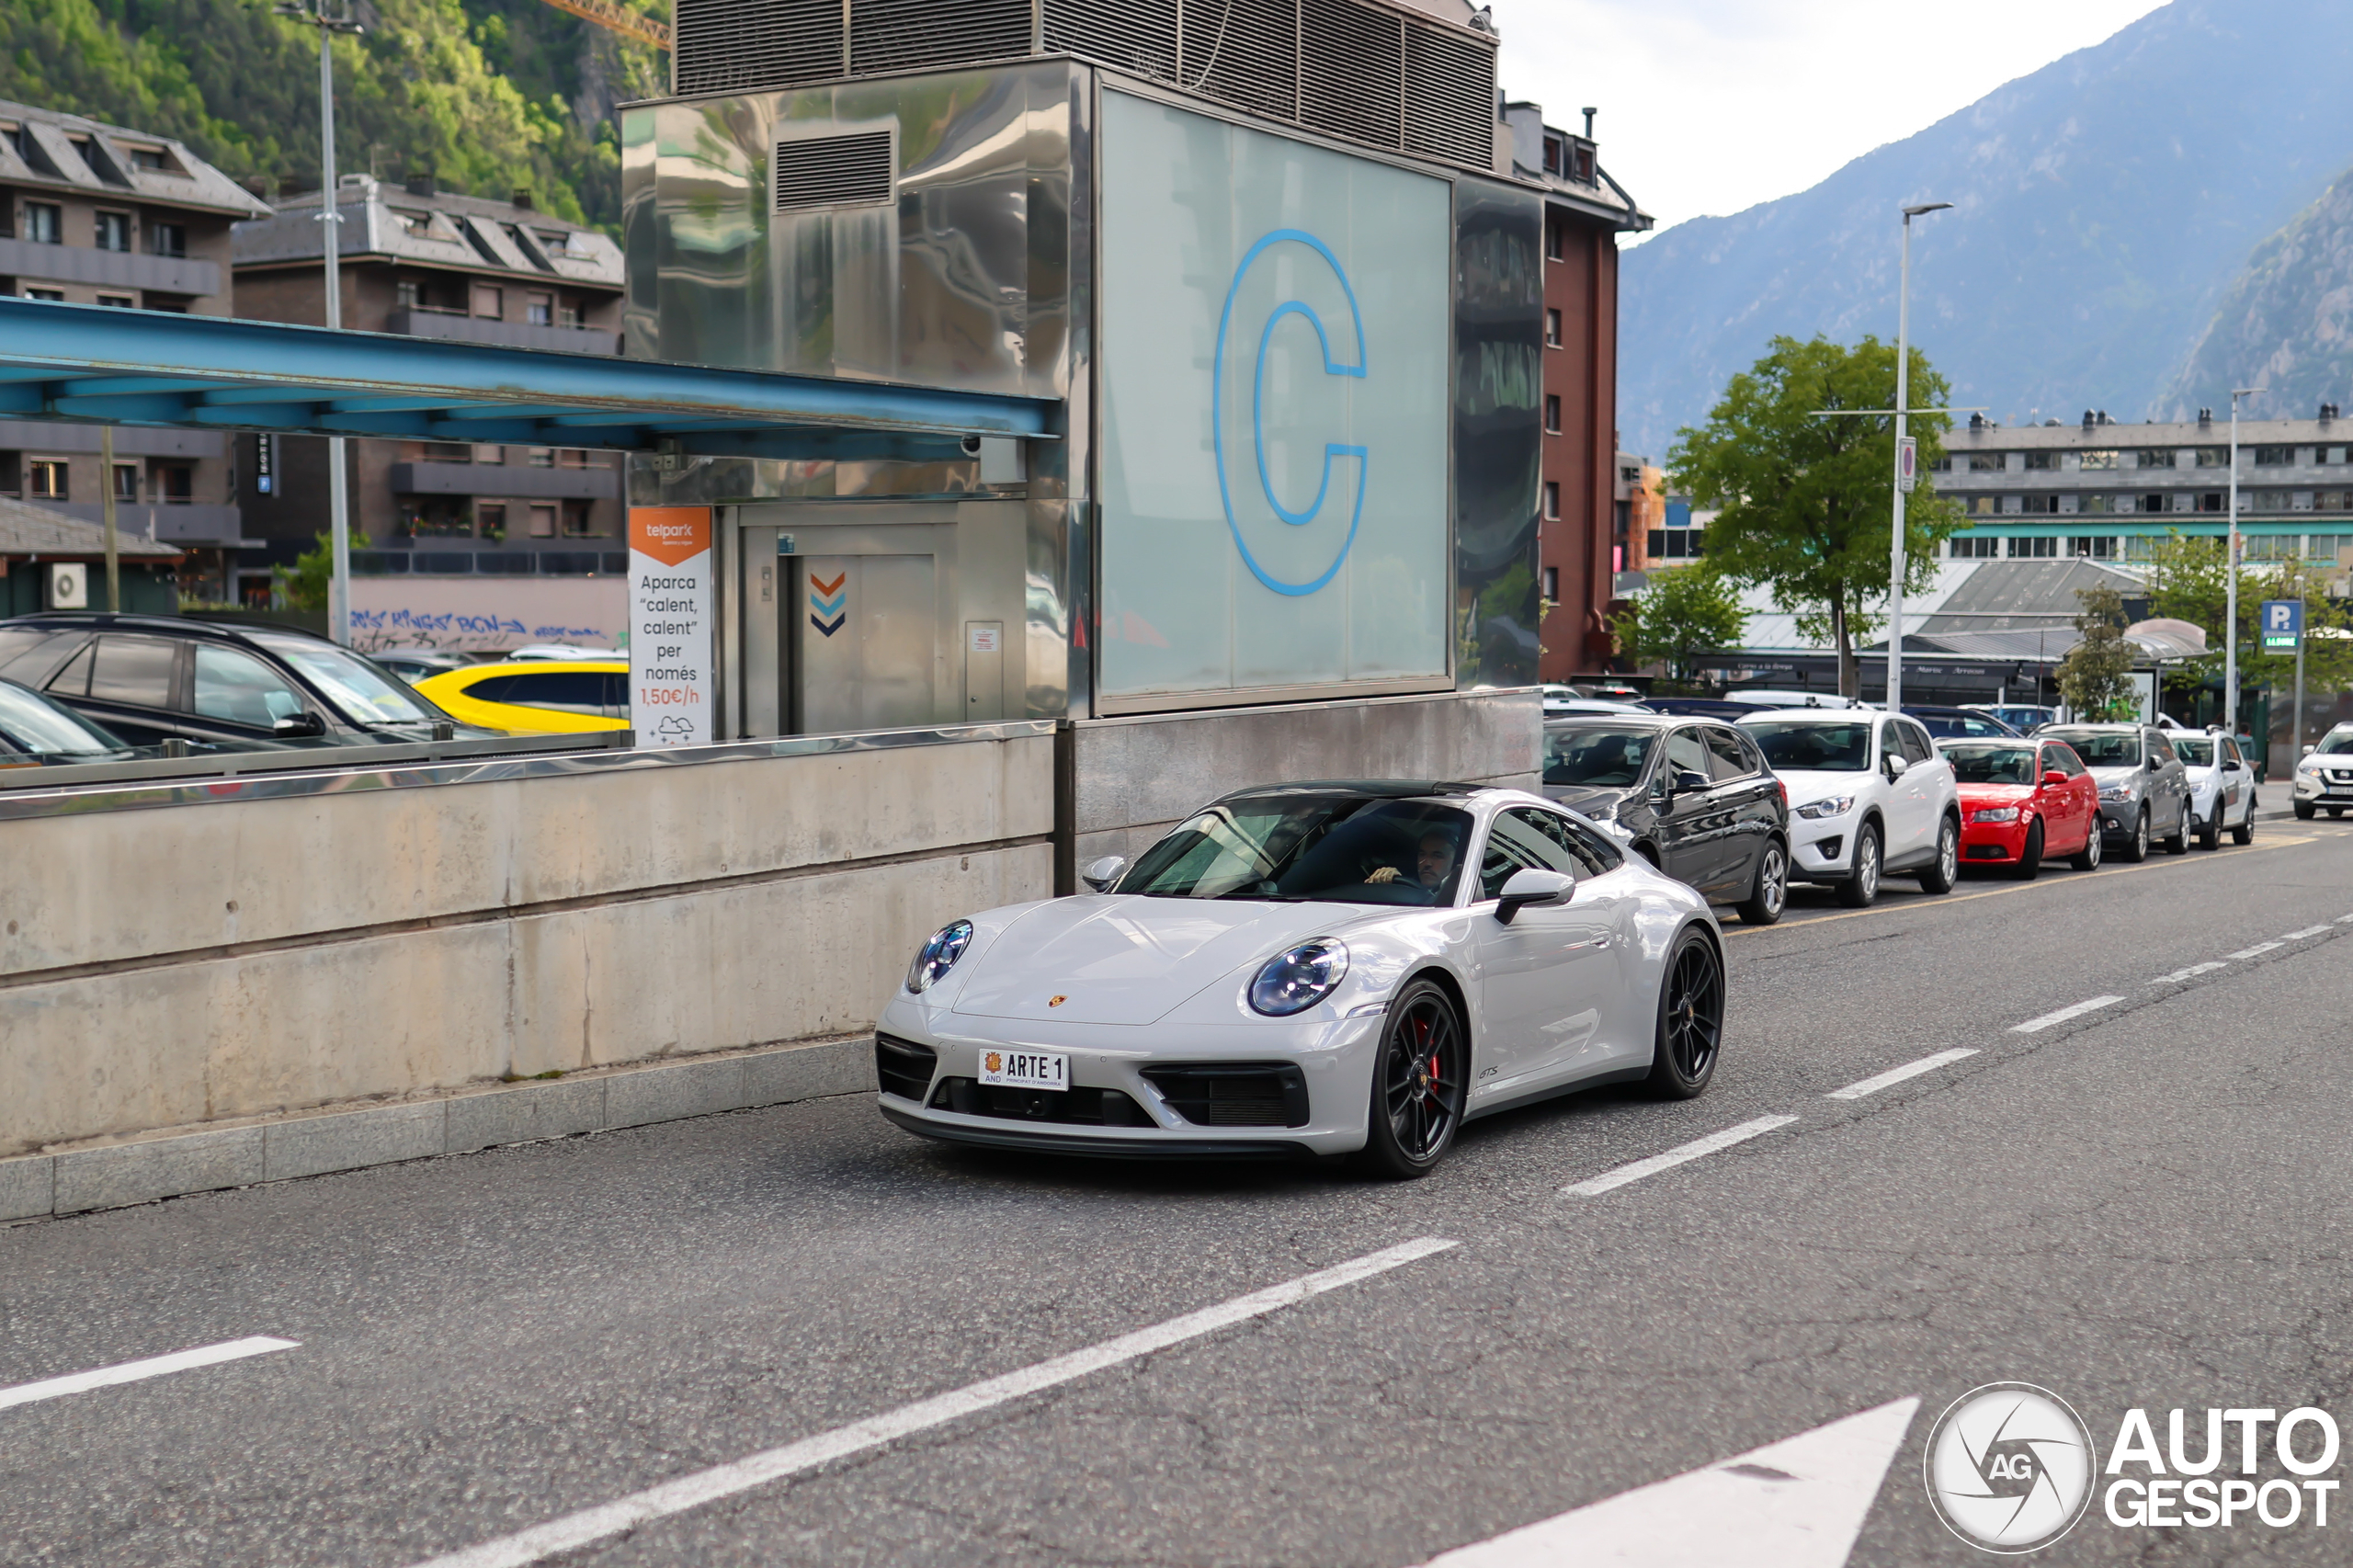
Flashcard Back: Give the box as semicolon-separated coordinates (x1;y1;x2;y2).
2162;165;2353;420
0;0;665;232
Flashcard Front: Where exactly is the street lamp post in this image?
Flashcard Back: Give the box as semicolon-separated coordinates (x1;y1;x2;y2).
2225;387;2256;734
274;0;365;645
1887;201;1951;715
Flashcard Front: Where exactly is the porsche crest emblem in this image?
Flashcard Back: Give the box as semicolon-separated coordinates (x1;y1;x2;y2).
1048;994;1068;1007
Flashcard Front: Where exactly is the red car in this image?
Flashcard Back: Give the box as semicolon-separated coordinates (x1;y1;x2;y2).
1938;735;2102;877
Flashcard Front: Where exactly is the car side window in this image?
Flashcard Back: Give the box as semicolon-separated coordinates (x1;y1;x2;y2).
2146;731;2178;765
44;639;97;698
1479;808;1583;898
1702;727;1753;781
1899;722;1936;766
1878;719;1904;764
86;636;177;708
193;645;306;726
468;671;607;714
1665;727;1710;783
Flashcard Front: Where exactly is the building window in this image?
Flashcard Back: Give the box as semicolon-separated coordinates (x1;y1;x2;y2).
1544;217;1564;262
472;284;504;320
561;500;601;538
421;441;473;463
2196;492;2223;512
1949;535;1999;559
1542;136;1562;175
96;211;131;252
526;447;555;468
130;146;168;171
2082;494;2114;514
2067;536;2115;559
2006;535;2056;559
1542;565;1558;602
149;222;187;258
528;503;558;538
2194;448;2228;468
476;503;507;542
2131;450;2174;470
473;445;505;466
2018;495;2061;515
112;463;138;501
1544;394;1561;434
23;287;63;302
1649;529;1702;560
153;463;192;503
1971;496;1995;515
1542;481;1560;521
1927;454;1952;472
527;291;554;326
2081;450;2119;471
2254;446;2294;467
1968;453;2006;472
28;459;68;499
399;496;473;537
1545;309;1562;348
2024;450;2060;471
25;202;61;244
557;301;581;329
97;294;135;309
2321;447;2349;466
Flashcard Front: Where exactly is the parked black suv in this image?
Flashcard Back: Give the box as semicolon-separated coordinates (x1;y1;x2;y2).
0;613;479;748
1540;714;1791;924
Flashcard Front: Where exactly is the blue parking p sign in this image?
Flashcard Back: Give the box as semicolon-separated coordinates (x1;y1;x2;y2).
2261;598;2302;651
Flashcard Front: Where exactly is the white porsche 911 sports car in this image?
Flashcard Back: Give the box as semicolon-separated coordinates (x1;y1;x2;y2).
874;780;1726;1176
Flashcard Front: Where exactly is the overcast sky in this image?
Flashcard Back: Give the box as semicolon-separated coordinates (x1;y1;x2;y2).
1493;0;2169;237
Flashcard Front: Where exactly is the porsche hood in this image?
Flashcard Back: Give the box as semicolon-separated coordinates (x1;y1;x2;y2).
949;896;1358;1027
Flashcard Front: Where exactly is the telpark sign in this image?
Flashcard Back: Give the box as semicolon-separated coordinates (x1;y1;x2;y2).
627;507;713;747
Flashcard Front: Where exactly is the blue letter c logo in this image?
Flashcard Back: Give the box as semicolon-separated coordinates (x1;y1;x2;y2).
1213;230;1368;597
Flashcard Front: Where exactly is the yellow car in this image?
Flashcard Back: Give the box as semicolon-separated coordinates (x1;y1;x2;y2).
412;659;630;734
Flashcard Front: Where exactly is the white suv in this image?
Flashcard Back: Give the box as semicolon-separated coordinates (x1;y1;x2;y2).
1738;709;1962;907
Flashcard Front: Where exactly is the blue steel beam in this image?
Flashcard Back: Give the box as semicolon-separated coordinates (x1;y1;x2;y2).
0;299;1055;445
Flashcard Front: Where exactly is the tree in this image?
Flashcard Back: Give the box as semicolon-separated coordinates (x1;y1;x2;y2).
2143;530;2353;699
1612;566;1746;687
1669;335;1961;696
2057;584;2138;719
276;532;332;612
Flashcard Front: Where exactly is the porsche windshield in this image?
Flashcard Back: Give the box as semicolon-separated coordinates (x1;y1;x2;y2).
1544;726;1655;788
2046;729;2142;767
1942;743;2037;785
1745;720;1872;772
1119;793;1474;906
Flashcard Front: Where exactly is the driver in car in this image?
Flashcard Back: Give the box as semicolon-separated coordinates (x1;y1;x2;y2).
1365;828;1459;892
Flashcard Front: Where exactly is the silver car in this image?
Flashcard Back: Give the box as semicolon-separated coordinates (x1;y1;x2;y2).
2041;723;2192;861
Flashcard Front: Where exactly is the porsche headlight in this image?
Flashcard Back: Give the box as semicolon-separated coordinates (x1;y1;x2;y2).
1248;938;1348;1017
905;919;974;994
1794;795;1854;820
1971;806;2019;824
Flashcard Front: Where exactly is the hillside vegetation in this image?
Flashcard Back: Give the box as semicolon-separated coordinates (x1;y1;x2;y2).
0;0;664;231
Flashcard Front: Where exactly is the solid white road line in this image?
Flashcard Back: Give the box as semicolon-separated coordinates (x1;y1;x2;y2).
1561;1116;1797;1199
1826;1050;1978;1102
2010;995;2123;1034
0;1336;298;1413
1417;1397;1920;1568
2283;926;2333;940
2227;941;2283;960
404;1238;1457;1568
2152;961;2228;984
2338;914;2353;925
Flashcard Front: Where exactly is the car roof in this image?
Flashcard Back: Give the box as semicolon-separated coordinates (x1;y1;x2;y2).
1736;708;1881;722
1544;712;1679;731
0;611;331;647
1211;779;1495;803
436;659;626;674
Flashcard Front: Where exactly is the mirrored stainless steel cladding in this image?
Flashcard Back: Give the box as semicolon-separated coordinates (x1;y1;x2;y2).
1450;176;1545;692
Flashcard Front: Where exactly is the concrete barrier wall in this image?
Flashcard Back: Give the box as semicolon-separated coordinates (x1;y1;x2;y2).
1070;687;1542;867
0;728;1054;1158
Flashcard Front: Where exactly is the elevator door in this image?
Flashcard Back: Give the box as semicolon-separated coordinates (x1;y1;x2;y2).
795;553;938;733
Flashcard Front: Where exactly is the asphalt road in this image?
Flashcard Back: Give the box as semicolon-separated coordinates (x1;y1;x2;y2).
6;817;2353;1566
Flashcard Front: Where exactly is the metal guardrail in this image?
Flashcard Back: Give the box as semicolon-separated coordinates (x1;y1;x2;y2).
0;728;635;795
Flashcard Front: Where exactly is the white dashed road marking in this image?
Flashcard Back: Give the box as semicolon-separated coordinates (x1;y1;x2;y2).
1826;1050;1978;1101
2153;961;2228;984
2282;926;2333;940
1561;1117;1797;1198
2228;941;2283;960
0;1336;298;1413
2011;995;2123;1034
403;1239;1457;1568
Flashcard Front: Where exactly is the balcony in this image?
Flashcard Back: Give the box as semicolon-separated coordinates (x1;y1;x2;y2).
391;460;620;500
385;308;619;356
37;500;247;545
0;237;219;297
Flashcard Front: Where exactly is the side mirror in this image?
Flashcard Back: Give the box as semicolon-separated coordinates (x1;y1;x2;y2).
1080;855;1128;893
2303;744;2318;756
1884;752;1910;778
2042;771;2068;788
271;712;326;738
2145;755;2162;771
1495;866;1574;925
1671;768;1711;795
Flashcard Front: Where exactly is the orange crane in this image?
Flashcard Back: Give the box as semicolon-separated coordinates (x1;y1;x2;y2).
534;0;668;51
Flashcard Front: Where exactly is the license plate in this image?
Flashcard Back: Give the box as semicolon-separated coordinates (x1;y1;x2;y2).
977;1049;1068;1091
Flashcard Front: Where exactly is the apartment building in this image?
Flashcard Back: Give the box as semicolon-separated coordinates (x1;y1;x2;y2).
1501;104;1649;681
1935;406;2353;576
230;176;628;611
0;99;268;598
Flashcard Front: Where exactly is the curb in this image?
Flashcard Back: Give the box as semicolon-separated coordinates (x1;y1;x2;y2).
0;1035;876;1225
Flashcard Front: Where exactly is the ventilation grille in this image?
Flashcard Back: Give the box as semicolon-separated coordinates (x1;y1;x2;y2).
1178;0;1297;124
875;1032;938;1101
675;0;843;97
1403;22;1494;167
1300;0;1401;150
775;131;896;211
1045;0;1179;84
852;0;1032;77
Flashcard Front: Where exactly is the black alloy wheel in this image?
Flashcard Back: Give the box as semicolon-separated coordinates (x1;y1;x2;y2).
1918;815;1960;893
1644;927;1723;1099
1358;980;1467;1178
2119;809;2151;863
1736;839;1787;926
1836;823;1882;908
2014;817;2043;881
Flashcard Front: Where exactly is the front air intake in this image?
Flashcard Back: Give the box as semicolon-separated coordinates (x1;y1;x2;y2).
773;131;896;212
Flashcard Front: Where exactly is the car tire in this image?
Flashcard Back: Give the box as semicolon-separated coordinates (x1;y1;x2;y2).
1836;823;1882;907
2014;818;2043;880
2232;812;2255;846
1643;926;1722;1100
2163;807;2190;854
2119;808;2151;863
1354;979;1467;1180
1917;815;1960;894
1735;839;1787;926
2294;800;2317;821
2334;808;2347;820
2197;801;2222;850
2068;820;2103;871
